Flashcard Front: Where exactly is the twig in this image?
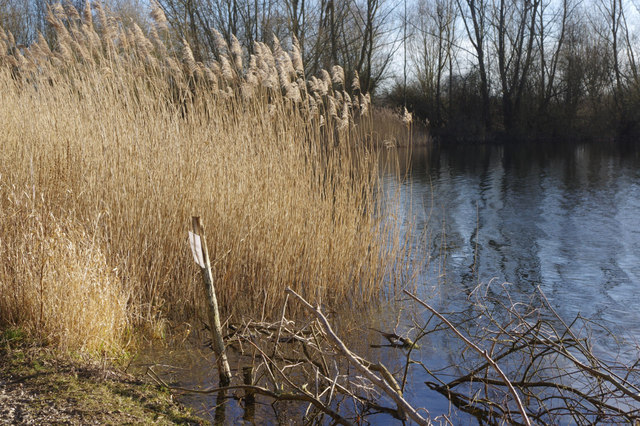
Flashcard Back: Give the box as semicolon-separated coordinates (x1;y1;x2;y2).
287;287;430;425
538;286;640;401
403;289;531;426
272;293;289;358
163;383;353;425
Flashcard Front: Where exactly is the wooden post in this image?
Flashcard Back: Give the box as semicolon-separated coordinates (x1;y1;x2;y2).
242;366;256;422
192;216;232;386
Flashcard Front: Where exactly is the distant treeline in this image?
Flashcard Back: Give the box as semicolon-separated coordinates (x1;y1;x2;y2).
2;0;639;141
385;0;640;142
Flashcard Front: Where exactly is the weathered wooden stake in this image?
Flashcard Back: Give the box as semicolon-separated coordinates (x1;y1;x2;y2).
192;216;232;386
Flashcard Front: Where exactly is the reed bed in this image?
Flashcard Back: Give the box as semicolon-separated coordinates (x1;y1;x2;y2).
368;106;431;148
0;3;406;355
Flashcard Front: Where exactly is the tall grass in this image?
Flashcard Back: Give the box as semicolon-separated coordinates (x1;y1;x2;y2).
0;3;405;355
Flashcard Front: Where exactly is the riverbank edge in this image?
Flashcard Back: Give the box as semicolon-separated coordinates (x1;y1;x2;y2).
0;329;208;425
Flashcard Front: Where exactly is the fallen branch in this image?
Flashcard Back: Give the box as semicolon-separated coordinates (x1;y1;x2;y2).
286;287;430;425
403;289;532;426
157;382;353;425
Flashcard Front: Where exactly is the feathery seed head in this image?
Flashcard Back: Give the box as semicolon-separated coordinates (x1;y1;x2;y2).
272;35;283;57
331;65;344;86
150;1;168;31
52;3;66;21
402;107;413;125
308;76;318;93
343;92;352;107
84;25;102;53
83;1;93;27
57;39;73;63
240;82;254;101
291;36;304;76
286;82;302;103
308;96;319;116
166;57;183;79
339;104;350;130
341;100;350;120
246;71;258;87
260;42;276;70
203;66;218;89
320;69;331;92
37;32;52;56
65;3;81;21
352;70;360;93
282;51;295;78
265;70;278;90
220;56;235;81
119;29;131;51
361;93;371;116
133;24;153;54
194;61;205;80
212;29;228;56
277;62;290;90
148;26;166;55
223;85;234;99
182;39;197;75
208;60;220;75
230;34;243;71
328;96;337;118
70;38;90;62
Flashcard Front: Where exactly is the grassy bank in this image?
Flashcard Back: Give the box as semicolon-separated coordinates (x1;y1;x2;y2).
0;329;205;424
0;3;409;357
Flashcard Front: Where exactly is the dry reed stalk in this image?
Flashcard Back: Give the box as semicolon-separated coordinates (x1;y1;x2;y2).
0;5;410;356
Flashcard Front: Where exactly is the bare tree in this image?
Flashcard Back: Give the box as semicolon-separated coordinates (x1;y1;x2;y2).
594;0;624;108
491;0;541;132
457;0;492;131
534;0;571;117
410;0;457;125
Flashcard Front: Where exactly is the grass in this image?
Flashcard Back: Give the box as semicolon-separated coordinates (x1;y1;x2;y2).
0;331;205;424
0;2;409;357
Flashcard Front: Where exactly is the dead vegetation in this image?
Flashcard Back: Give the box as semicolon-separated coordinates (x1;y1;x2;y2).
149;285;640;424
0;2;408;356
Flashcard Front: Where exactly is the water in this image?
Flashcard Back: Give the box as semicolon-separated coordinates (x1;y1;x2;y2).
378;140;640;423
143;140;640;423
392;141;640;337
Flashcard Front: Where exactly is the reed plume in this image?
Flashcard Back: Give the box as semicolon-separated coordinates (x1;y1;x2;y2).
0;3;408;357
331;65;344;87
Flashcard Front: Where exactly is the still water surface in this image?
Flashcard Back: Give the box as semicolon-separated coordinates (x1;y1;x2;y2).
379;140;640;422
395;141;640;334
142;141;640;423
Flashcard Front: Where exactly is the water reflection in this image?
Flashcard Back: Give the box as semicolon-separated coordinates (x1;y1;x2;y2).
384;141;640;344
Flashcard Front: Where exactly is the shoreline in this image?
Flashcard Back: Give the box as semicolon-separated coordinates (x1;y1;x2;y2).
0;332;207;425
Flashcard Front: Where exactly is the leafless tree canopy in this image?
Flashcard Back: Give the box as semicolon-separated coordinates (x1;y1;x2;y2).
3;0;639;139
395;0;640;139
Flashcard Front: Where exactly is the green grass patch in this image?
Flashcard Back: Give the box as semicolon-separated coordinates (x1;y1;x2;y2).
0;336;206;425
